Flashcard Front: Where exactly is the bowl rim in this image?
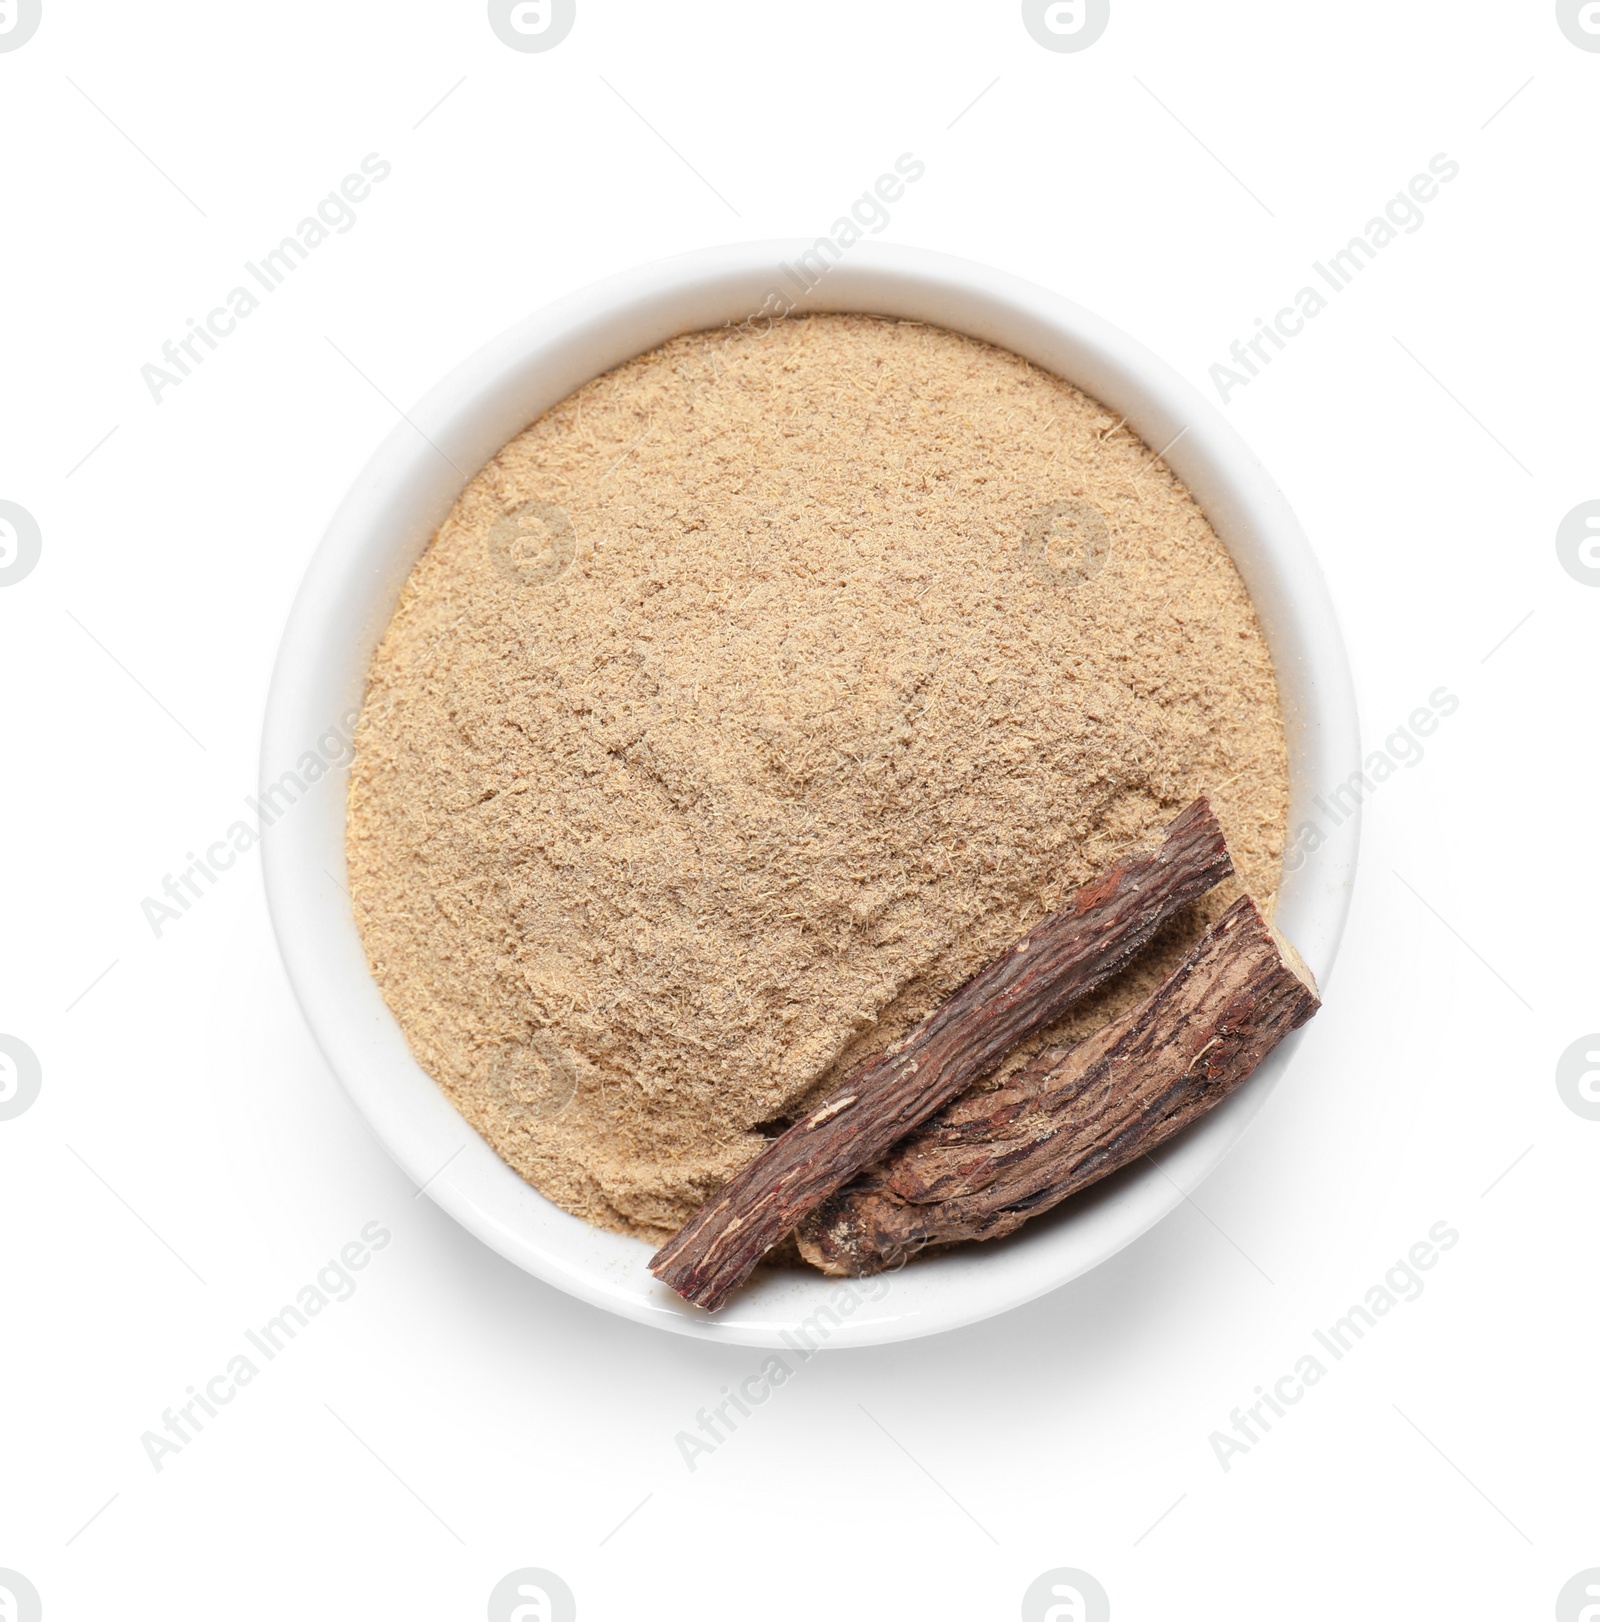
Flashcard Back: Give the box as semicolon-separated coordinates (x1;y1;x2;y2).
261;240;1360;1348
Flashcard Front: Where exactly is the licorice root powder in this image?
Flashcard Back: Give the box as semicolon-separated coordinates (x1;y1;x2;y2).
346;314;1289;1240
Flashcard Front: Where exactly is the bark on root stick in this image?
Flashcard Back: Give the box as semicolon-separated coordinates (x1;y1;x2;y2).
649;797;1234;1312
795;893;1319;1277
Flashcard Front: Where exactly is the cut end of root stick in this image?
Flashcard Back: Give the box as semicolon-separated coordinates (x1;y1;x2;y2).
649;797;1236;1311
795;892;1320;1277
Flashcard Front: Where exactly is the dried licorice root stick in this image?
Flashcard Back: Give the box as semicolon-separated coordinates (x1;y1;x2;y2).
795;894;1319;1277
650;797;1233;1312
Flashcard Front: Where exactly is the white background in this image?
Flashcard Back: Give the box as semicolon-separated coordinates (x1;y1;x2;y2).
2;3;1596;1618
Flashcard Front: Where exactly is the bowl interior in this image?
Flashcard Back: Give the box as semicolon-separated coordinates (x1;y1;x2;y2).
262;242;1358;1348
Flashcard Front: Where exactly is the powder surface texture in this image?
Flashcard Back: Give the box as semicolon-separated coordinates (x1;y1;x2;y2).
347;314;1289;1240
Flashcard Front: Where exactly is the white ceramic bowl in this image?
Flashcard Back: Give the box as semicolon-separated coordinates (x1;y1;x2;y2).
262;242;1359;1348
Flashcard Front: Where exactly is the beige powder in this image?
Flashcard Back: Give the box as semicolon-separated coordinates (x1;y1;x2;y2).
346;313;1289;1240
